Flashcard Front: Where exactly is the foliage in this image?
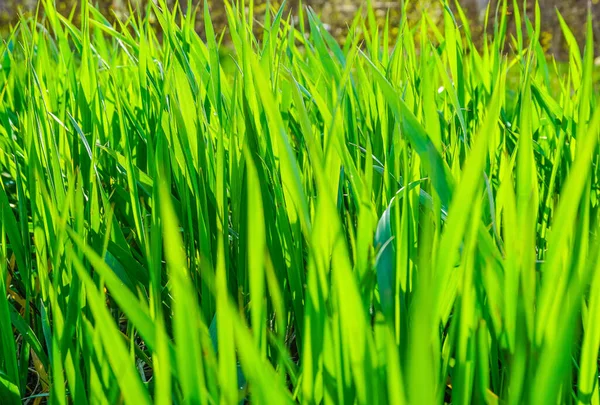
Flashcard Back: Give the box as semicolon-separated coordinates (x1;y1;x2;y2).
0;0;600;403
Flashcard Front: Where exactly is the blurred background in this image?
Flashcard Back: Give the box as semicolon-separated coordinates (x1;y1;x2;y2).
0;0;599;58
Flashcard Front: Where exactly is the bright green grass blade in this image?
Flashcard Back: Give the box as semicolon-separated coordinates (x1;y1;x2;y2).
365;56;454;208
578;245;600;405
434;72;505;322
516;82;538;339
245;151;267;355
0;233;19;404
556;10;582;88
66;228;169;356
250;57;312;239
158;179;209;404
231;296;294;404
533;105;600;402
0;371;20;405
70;251;152;405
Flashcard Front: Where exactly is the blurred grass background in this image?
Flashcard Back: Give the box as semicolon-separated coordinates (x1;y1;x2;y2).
1;0;600;58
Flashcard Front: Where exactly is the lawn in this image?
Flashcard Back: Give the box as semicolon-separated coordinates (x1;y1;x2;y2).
1;0;600;403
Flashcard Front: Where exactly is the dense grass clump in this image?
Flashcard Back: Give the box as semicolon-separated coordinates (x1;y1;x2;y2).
1;0;600;403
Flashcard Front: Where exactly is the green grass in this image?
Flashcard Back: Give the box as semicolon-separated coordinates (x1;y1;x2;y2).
1;0;600;403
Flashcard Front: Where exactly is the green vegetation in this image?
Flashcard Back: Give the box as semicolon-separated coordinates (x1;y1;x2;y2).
1;0;599;403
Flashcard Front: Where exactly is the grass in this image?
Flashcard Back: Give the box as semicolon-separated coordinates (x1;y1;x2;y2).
1;0;600;403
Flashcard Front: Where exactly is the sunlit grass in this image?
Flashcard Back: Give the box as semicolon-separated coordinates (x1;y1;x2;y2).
1;0;599;403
